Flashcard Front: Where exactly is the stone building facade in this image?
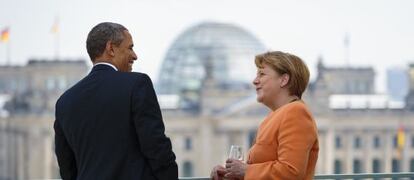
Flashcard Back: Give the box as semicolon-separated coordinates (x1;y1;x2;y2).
0;22;413;179
0;59;88;179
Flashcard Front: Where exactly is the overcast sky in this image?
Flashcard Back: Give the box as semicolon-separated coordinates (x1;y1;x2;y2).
1;0;413;93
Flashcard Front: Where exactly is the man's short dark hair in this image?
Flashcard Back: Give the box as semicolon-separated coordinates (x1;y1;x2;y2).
86;22;127;61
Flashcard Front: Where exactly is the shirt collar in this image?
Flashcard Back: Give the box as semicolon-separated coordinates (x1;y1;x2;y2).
93;62;118;71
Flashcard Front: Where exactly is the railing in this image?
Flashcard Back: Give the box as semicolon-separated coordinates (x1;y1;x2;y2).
314;172;414;179
179;172;414;180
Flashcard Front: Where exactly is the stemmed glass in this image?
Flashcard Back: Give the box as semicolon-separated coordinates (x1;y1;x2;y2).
228;145;243;161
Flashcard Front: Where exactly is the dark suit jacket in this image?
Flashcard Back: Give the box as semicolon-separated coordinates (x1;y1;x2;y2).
54;64;178;180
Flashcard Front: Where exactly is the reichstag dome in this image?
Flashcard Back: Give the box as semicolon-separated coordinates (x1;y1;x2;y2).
157;22;266;111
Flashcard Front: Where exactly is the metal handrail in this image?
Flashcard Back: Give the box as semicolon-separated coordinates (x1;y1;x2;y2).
179;172;414;180
314;172;414;179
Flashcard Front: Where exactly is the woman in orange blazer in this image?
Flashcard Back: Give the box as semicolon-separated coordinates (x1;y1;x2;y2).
211;51;319;180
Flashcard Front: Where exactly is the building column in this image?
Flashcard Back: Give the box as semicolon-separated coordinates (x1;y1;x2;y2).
384;131;392;173
402;131;410;172
241;130;249;161
325;128;335;174
345;133;353;173
26;128;51;178
8;124;17;179
200;117;212;176
0;120;6;179
43;130;53;178
16;130;26;180
364;132;372;173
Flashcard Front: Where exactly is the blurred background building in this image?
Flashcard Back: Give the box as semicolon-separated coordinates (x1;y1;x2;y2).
0;22;413;179
0;59;88;179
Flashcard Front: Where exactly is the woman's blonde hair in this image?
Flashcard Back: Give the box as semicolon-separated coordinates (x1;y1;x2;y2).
255;51;310;98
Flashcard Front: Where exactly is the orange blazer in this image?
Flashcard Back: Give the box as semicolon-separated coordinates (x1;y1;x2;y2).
245;101;319;180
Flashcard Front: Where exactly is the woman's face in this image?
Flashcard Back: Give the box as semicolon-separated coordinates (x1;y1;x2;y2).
252;63;283;107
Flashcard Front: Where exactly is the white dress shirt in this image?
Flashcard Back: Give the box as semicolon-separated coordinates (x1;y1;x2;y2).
94;62;118;71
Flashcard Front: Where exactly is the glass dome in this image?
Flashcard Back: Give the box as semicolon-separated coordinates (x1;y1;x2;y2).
157;22;266;110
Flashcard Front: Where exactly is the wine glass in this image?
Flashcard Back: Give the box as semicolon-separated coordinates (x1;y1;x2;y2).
228;145;243;161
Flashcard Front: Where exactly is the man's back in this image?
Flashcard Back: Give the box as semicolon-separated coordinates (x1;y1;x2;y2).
54;65;178;179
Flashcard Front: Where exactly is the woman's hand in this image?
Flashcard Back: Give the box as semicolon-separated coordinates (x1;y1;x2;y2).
210;165;227;180
224;158;247;179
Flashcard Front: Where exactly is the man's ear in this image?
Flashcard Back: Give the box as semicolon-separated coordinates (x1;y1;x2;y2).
280;73;290;88
105;41;115;57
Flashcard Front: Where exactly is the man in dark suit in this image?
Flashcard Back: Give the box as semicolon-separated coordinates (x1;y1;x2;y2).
54;22;178;180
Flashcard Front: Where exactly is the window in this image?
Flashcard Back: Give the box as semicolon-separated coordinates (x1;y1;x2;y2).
335;136;342;149
46;78;56;90
334;159;342;174
373;136;381;148
354;136;361;149
411;136;414;148
10;81;17;91
372;159;381;173
393;135;398;149
182;161;193;177
58;76;67;90
353;159;362;173
248;130;257;147
184;137;192;151
392;159;400;172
